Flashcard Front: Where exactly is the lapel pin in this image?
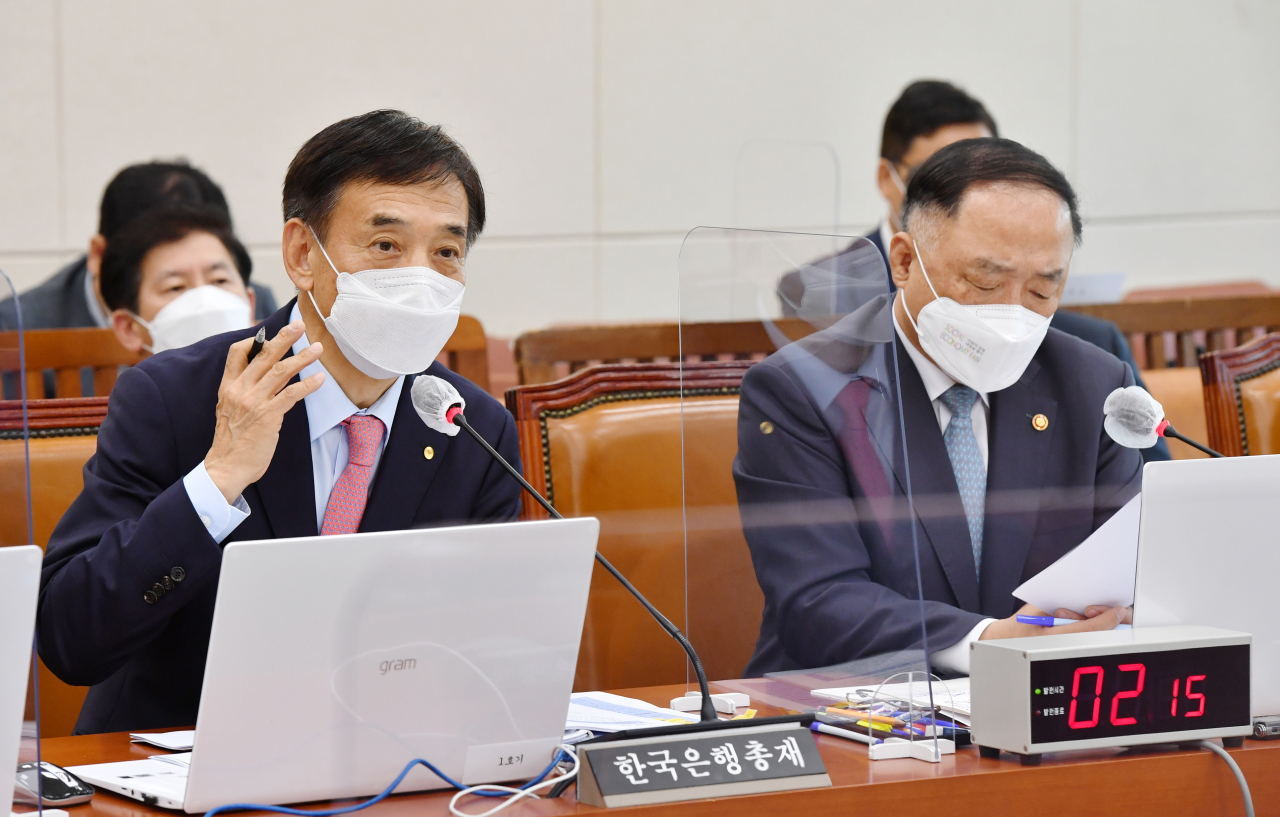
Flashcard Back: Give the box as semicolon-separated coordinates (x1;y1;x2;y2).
1031;413;1049;432
424;446;435;460
760;421;774;434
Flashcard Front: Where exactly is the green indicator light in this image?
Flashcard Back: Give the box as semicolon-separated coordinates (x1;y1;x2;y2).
1035;689;1041;695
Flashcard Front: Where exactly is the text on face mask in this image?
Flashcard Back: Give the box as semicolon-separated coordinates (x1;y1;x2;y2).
940;324;986;363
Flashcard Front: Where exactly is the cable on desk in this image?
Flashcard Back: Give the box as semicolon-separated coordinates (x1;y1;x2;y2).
203;744;577;817
1197;740;1253;817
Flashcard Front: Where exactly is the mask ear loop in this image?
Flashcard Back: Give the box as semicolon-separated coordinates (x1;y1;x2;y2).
126;311;156;354
305;225;342;319
887;162;908;195
901;239;942;335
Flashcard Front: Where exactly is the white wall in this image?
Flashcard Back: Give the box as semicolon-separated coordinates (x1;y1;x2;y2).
1;0;1276;336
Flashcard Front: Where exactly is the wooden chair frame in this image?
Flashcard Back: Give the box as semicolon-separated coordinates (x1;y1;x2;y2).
1067;294;1280;369
1199;332;1280;457
513;319;814;386
0;329;141;398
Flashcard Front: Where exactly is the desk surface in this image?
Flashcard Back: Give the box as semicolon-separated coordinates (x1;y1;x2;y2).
22;682;1276;817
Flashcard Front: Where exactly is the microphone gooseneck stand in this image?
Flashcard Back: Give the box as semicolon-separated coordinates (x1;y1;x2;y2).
451;413;721;724
1162;423;1225;458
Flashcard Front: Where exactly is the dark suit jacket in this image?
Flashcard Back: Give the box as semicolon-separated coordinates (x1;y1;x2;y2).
735;318;1143;676
0;255;279;331
778;229;1170;463
38;301;522;734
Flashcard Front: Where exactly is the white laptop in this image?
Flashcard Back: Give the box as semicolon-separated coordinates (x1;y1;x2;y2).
1;546;42;816
1133;454;1280;717
70;518;598;813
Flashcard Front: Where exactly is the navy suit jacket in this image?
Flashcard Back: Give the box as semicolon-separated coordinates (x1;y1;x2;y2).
736;315;1143;676
38;301;522;734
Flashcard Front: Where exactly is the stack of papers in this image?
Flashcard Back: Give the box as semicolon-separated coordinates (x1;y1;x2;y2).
129;731;194;751
565;691;697;733
811;677;972;724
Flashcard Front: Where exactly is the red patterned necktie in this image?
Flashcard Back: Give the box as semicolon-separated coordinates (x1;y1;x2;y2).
320;414;386;536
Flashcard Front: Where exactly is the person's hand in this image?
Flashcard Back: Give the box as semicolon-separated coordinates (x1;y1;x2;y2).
980;602;1132;641
204;321;325;503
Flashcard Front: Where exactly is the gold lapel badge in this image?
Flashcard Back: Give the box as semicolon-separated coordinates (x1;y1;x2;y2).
760;421;775;435
1031;413;1049;432
424;446;435;460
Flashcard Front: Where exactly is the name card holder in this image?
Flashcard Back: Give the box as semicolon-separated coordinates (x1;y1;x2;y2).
576;721;830;808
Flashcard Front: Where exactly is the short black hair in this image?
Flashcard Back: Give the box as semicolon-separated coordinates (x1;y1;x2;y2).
99;161;230;239
902;137;1083;245
283;110;485;247
881;80;998;165
99;204;253;313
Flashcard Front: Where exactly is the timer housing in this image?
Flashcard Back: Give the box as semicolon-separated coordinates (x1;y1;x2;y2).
970;626;1250;763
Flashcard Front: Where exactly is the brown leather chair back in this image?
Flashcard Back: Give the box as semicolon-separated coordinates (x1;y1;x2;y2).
1141;367;1210;460
513;319;816;385
0;397;107;737
0;329;141;397
1065;293;1280;369
506;361;761;689
1201;333;1280;457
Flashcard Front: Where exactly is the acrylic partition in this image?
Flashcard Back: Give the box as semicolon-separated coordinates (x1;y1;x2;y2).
676;228;961;760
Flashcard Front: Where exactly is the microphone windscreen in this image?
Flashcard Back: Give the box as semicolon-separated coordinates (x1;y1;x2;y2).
410;375;465;437
1102;385;1165;449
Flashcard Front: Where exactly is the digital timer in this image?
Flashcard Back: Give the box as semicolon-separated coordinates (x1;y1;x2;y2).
970;625;1250;764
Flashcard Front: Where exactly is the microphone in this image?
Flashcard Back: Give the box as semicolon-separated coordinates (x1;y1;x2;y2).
1103;385;1224;458
410;376;721;723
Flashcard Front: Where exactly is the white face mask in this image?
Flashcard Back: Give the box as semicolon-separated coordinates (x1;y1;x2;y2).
308;228;464;380
132;285;252;354
903;241;1051;393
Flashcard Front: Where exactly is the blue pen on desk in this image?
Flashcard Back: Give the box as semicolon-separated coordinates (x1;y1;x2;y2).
1017;614;1079;627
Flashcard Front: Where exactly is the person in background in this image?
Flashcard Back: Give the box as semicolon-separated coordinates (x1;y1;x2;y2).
99;204;255;355
740;138;1141;677
0;160;275;333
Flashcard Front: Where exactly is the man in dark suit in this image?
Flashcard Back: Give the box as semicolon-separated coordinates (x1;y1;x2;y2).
0;161;276;333
38;111;520;734
739;138;1141;676
777;81;1169;461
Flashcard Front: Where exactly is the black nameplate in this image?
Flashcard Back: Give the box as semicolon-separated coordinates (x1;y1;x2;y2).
577;723;829;808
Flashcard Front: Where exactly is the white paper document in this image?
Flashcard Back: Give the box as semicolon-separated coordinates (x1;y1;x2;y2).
565;691;696;733
128;730;194;751
1013;493;1141;615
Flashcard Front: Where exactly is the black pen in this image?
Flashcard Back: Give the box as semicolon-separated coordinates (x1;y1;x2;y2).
246;327;266;363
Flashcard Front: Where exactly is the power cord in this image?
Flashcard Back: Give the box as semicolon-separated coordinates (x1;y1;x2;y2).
202;745;577;817
1197;740;1253;817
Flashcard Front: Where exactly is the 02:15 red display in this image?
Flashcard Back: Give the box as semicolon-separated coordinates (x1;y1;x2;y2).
1064;664;1205;728
1028;645;1248;744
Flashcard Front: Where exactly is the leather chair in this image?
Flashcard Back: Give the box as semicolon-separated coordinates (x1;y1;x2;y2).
0;397;108;737
506;361;761;690
1201;333;1280;457
1141;367;1210;460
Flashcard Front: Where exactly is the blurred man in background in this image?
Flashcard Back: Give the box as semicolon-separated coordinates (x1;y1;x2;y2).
0;160;275;332
99;204;255;355
778;79;1168;462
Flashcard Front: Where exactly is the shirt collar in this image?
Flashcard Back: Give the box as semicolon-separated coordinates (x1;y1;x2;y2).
891;296;988;406
289;303;403;442
83;261;110;328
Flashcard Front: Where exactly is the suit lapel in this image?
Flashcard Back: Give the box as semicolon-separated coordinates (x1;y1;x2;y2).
981;359;1056;615
245;300;319;539
358;370;454;532
864;342;980;611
